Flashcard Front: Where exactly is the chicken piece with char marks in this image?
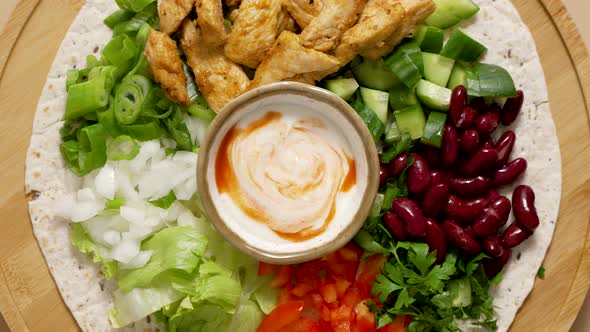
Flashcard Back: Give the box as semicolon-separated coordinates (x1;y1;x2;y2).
299;0;366;52
196;0;228;47
181;20;250;112
158;0;196;35
225;0;291;69
249;31;340;89
144;29;190;106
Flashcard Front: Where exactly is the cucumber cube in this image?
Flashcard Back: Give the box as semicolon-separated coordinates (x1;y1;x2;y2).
421;111;448;147
394;105;426;139
448;62;468;90
360;87;390;124
414;25;444;53
389;85;418;110
440;29;487;62
423;52;455;87
324;78;359;100
352;57;400;91
416;79;452;111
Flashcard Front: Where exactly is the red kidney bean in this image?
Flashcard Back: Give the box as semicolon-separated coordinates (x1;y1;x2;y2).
490;196;511;224
449;176;490;198
392;198;426;238
383;211;407;241
459;129;480;154
472;207;503;238
445;195;489;224
470;97;487;111
430;170;443;185
456;106;478;131
493;158;527;187
464;225;474;237
481;138;495;149
461;148;498;176
502;222;532;248
483;247;511;278
418;146;442;168
408;154;431;196
501;90;524;126
486;189;501;201
388;153;408;178
421;183;450;219
425;218;447;264
475;111;500;137
512;185;539;232
441;220;482;255
450;86;467;127
495;130;516;166
379;165;388;187
483;235;504;258
441;125;459;165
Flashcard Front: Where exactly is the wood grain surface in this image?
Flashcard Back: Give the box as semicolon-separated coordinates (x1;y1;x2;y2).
0;0;589;331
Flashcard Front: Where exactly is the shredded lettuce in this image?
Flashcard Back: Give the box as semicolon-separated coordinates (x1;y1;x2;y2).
110;286;182;328
70;223;119;279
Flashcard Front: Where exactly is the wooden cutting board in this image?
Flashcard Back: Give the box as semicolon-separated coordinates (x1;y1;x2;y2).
0;0;589;331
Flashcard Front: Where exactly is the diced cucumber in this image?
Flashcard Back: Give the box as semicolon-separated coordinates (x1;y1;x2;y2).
360;87;389;124
394;105;426;139
440;29;487;62
324;78;359;101
421;111;447;147
389;85;418;110
440;0;480;19
397;40;424;76
414;25;444;54
422;52;455;87
425;0;480;28
385;121;402;144
352;57;400;91
416;79;451;111
425;10;462;29
466;63;517;97
447;62;468;90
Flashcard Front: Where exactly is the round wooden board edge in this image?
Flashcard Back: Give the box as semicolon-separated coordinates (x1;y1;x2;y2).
0;0;588;331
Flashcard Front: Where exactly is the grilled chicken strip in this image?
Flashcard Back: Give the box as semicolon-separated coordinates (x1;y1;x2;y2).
291;0;404;84
299;0;366;52
282;0;323;29
225;0;241;6
224;0;286;69
196;0;227;47
158;0;196;35
144;29;190;106
361;0;435;59
249;31;340;89
180;20;250;112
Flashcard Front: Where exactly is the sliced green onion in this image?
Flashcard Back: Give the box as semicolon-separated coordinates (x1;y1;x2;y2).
86;54;103;69
65;76;109;120
104;9;135;29
186;100;216;122
61;123;107;176
136;22;151;48
114;81;144;125
102;34;138;78
163;107;193;151
121;119;163;141
149;191;176;209
66;70;80;91
115;0;156;13
60;119;88;141
126;53;150;79
88;66;118;93
142;88;174;119
107;135;140;160
127;75;152;97
97;97;124;137
106;196;127;210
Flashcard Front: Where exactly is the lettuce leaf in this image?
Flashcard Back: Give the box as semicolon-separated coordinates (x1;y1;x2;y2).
110;286;182;328
70;223;119;279
118;226;207;292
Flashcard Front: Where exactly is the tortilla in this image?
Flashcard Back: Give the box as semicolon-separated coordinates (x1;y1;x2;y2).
24;0;561;331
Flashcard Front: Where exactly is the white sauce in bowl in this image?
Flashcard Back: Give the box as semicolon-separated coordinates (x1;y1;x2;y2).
205;92;370;256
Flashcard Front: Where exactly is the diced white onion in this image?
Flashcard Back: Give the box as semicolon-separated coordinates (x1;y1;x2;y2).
119;250;153;269
95;164;116;199
111;239;141;264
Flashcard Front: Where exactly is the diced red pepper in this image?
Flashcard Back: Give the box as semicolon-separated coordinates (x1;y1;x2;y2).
341;287;362;308
257;301;304;332
278;287;294;305
338;246;360;262
320;283;339;303
258;262;278;276
335;279;352;298
330;305;353;324
279;317;322;332
270;265;291;288
353;301;376;332
291;283;314;297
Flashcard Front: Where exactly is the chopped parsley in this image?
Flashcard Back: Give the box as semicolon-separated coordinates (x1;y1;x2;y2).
537;266;545;279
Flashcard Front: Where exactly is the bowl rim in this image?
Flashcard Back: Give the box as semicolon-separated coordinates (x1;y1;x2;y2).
196;81;380;264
